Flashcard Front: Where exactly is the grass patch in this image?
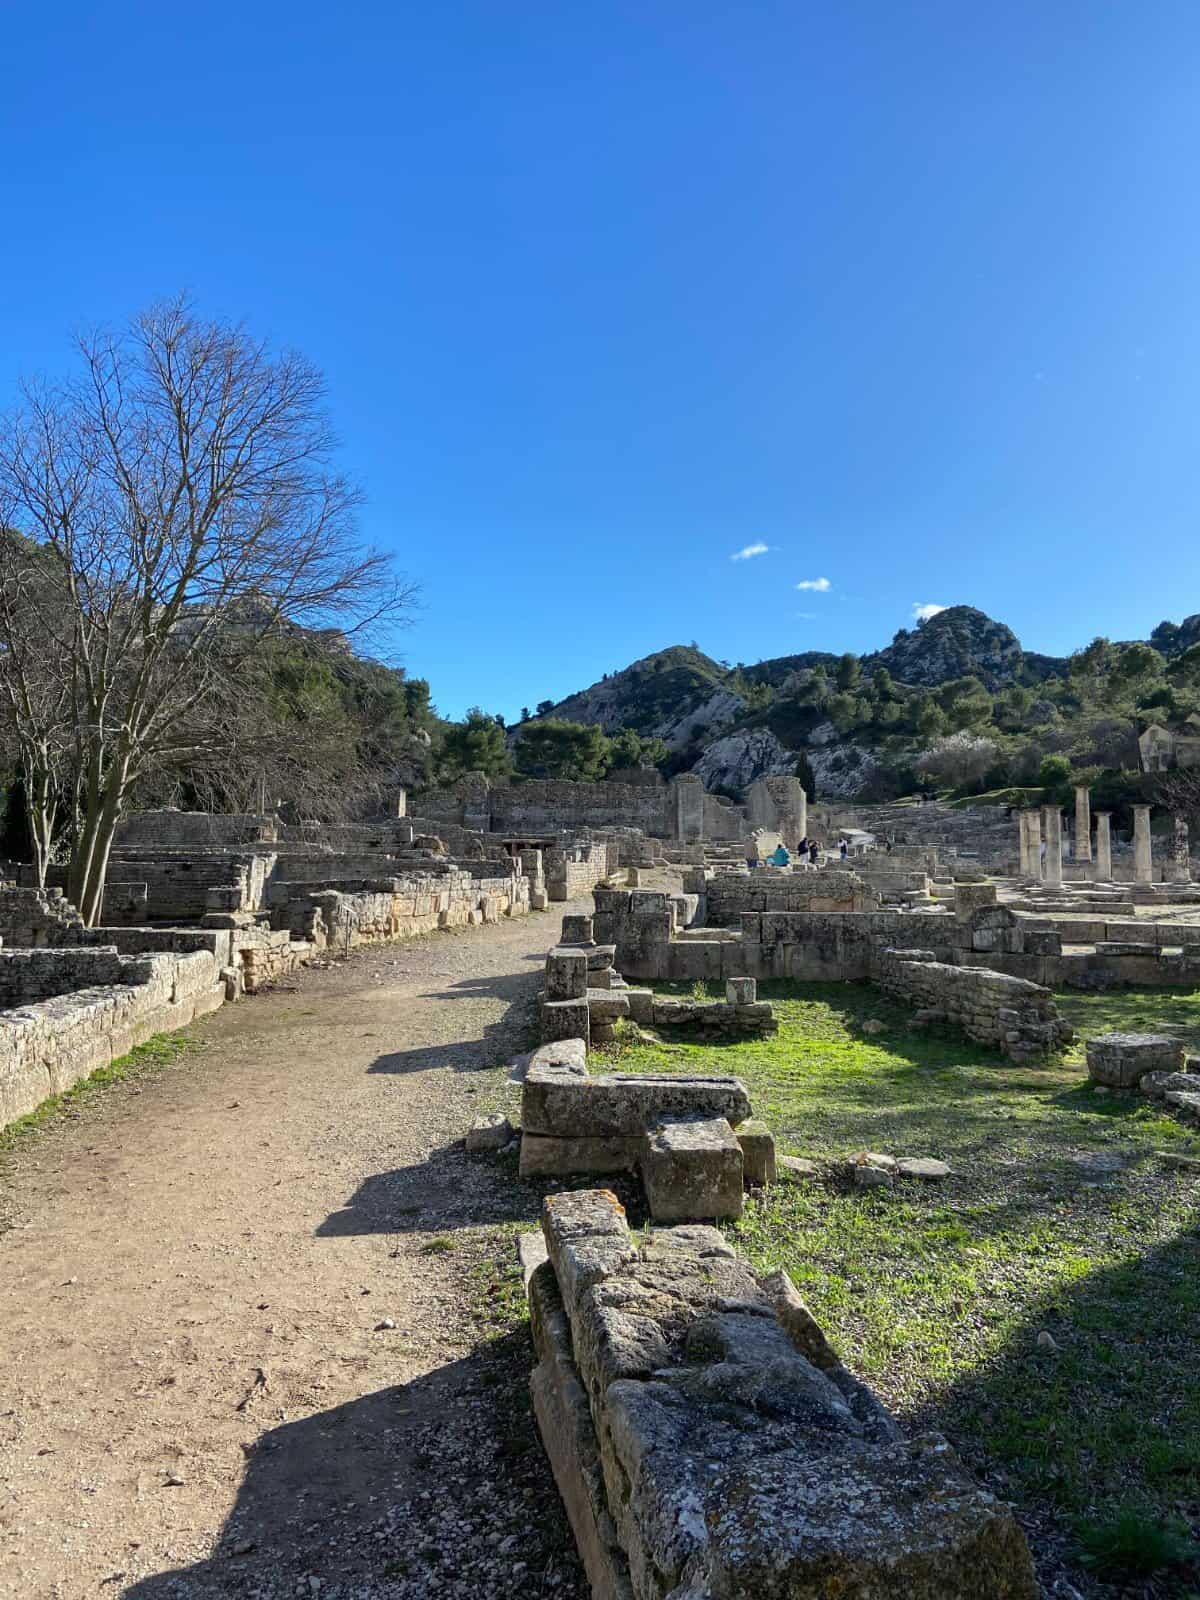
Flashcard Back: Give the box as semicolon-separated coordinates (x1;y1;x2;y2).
419;1235;456;1255
596;980;1200;1583
0;1033;197;1154
1076;1507;1196;1578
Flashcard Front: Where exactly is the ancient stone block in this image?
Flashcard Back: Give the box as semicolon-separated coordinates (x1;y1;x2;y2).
641;1117;744;1221
587;989;630;1024
560;914;594;945
734;1117;776;1185
725;976;757;1005
528;1036;588;1076
624;989;655;1025
546;947;588;1000
540;998;591;1047
523;1064;751;1138
1086;1032;1183;1088
519;1132;644;1177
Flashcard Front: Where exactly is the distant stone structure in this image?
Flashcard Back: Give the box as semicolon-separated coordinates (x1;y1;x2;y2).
1139;715;1200;772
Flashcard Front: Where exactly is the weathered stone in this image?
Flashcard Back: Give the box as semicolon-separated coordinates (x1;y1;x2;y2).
587;988;630;1023
1165;1090;1200;1116
559;913;594;945
896;1157;951;1181
528;1036;588;1076
641;1117;744;1221
734;1117;776;1185
1086;1032;1184;1088
519;1132;643;1177
465;1112;513;1152
585;943;616;971
624;988;655;1025
539;997;591;1047
1142;1071;1200;1098
777;1154;820;1180
546;947;588;1000
523;1063;751;1139
532;1197;1038;1600
854;1162;895;1189
724;976;756;1005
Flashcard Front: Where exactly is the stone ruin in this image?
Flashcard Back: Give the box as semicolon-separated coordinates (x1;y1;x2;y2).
522;1190;1038;1600
518;1036;776;1221
539;914;777;1050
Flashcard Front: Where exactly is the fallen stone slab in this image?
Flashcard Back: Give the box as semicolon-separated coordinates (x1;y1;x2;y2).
896;1157;951;1181
641;1116;744;1221
465;1112;513;1152
1165;1091;1200;1117
776;1154;820;1180
523;1063;751;1139
531;1191;1038;1600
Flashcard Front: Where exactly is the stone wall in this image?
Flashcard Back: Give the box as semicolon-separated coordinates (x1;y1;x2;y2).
545;842;618;902
873;948;1073;1062
0;947;126;1008
114;810;277;847
271;864;531;953
705;868;872;925
0;948;224;1129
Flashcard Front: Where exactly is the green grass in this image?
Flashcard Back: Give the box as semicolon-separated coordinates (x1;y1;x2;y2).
600;981;1200;1586
0;1033;197;1154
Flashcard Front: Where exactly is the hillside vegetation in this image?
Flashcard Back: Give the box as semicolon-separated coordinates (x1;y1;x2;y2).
499;606;1200;806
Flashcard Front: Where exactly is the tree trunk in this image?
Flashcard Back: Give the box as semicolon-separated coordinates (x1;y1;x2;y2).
67;754;104;911
24;754;57;889
76;756;129;928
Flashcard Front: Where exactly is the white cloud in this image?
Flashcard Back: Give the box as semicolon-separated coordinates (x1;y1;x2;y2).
796;577;831;592
912;602;948;622
731;542;770;561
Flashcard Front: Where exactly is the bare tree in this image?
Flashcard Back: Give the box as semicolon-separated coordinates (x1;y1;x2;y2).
0;533;74;883
0;298;414;923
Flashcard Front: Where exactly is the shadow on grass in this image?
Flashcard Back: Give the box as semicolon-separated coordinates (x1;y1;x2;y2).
906;1221;1200;1595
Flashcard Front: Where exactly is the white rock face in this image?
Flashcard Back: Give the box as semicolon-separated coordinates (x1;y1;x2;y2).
692;729;797;790
805;741;879;799
657;687;746;751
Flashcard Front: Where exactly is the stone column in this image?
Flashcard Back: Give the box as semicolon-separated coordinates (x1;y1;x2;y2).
1022;808;1042;879
1094;812;1112;880
1042;806;1063;885
1017;810;1032;876
1133;805;1153;884
1168;816;1192;885
1074;786;1092;862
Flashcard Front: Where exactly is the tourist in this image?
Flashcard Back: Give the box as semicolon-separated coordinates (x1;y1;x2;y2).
808;840;820;866
839;839;848;861
770;842;790;868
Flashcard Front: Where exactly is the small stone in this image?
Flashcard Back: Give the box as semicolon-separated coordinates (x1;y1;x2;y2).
374;1319;396;1331
861;1019;886;1036
776;1155;819;1181
895;1157;950;1181
1036;1330;1060;1353
854;1163;895;1189
465;1113;513;1153
850;1151;897;1172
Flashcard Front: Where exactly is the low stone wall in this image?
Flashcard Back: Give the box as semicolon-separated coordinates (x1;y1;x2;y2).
526;1191;1037;1600
0;947;125;1007
873;949;1073;1062
272;865;530;953
0;948;224;1130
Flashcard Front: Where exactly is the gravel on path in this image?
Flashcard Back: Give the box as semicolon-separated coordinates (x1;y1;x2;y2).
0;906;592;1600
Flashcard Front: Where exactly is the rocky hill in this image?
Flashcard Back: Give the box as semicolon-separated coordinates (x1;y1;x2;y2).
514;607;1197;800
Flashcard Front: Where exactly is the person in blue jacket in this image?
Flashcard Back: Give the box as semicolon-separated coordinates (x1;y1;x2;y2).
769;843;791;868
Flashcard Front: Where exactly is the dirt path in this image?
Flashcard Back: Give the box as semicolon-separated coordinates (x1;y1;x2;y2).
0;907;591;1600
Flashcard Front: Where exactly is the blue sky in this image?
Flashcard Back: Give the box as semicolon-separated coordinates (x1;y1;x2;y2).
3;3;1200;720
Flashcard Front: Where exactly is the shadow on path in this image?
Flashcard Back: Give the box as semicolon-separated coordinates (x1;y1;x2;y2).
124;1330;585;1599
